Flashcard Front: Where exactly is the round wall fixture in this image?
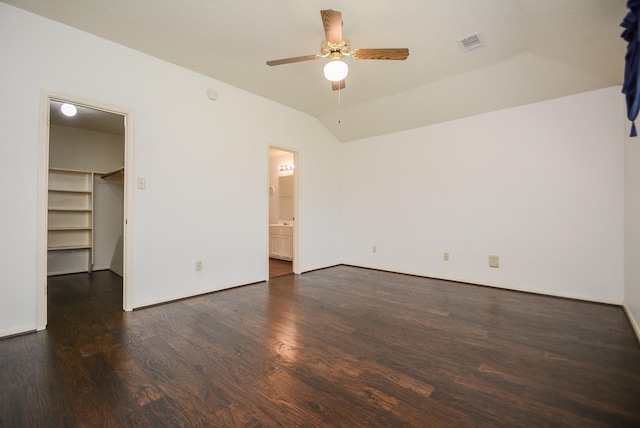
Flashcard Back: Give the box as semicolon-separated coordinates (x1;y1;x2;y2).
207;89;218;100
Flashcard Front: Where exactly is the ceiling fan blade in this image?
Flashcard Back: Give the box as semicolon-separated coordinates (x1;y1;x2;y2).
321;9;343;45
331;79;346;91
266;54;319;66
352;48;410;60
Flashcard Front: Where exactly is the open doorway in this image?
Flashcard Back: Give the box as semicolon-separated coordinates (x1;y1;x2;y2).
268;147;297;278
37;92;133;330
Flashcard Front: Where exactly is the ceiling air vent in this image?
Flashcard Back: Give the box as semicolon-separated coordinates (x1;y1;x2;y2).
458;33;484;52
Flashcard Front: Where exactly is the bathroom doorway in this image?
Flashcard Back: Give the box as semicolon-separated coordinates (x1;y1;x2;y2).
268;147;297;278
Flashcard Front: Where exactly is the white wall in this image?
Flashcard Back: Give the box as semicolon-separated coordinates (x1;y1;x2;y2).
93;177;124;274
341;87;625;303
625;119;640;337
49;125;124;172
0;4;341;336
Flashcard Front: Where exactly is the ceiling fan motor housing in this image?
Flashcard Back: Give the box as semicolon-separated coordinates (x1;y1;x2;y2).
321;39;352;58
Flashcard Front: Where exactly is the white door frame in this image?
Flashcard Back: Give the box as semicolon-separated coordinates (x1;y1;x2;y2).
267;145;300;276
36;90;135;329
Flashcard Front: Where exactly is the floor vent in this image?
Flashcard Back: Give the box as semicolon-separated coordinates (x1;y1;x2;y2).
458;33;484;52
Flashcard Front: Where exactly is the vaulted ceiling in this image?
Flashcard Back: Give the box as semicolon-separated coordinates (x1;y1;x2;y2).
3;0;628;142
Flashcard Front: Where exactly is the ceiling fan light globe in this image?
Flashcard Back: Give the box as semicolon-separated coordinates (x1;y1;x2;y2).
324;60;348;82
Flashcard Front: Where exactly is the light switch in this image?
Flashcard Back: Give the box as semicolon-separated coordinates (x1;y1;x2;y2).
137;178;146;189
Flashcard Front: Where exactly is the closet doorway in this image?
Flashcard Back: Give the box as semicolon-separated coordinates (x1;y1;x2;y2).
37;92;133;329
268;147;298;278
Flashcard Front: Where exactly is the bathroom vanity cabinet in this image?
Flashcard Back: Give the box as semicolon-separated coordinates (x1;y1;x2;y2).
269;225;293;260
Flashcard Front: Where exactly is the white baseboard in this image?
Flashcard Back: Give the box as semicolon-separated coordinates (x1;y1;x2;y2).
623;304;640;342
133;277;265;310
437;274;622;305
48;268;89;276
341;263;623;305
47;267;110;276
0;323;36;339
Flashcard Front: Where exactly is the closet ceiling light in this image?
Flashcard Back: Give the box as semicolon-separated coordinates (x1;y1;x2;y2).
61;103;77;117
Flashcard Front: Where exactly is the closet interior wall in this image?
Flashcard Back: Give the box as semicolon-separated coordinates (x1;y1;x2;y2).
48;123;124;276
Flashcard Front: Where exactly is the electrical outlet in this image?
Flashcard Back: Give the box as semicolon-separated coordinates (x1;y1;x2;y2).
489;255;499;268
372;246;377;253
196;260;203;271
443;252;449;261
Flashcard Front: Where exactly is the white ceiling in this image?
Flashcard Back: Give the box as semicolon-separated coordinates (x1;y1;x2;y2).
4;0;628;142
50;100;125;135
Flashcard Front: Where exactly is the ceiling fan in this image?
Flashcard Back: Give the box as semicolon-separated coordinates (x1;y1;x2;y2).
266;9;409;91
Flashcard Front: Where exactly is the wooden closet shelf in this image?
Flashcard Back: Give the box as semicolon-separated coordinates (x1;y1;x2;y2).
49;188;92;194
48;208;92;212
48;245;92;251
47;168;95;273
48;227;92;231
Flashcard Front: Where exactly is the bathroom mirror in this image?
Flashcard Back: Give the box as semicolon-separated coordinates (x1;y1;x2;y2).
279;175;294;221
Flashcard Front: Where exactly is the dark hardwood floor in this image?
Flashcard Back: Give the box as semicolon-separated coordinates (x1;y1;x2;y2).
269;258;293;278
1;266;639;427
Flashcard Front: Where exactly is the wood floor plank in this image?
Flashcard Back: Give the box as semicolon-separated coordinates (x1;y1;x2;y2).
0;267;639;426
269;258;293;278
